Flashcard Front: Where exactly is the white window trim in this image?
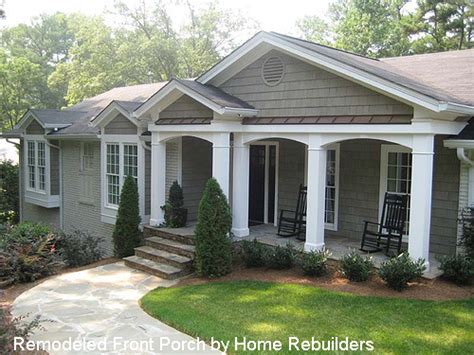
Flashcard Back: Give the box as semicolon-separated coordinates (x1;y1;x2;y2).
101;135;146;224
23;135;60;208
305;143;340;231
379;144;412;241
80;142;95;173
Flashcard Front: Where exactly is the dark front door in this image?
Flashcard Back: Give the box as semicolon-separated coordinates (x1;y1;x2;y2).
249;144;277;225
249;145;266;224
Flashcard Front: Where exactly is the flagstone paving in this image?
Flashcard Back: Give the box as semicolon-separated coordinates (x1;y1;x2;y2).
12;262;220;354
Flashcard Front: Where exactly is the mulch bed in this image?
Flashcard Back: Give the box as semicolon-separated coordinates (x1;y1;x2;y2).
177;261;474;301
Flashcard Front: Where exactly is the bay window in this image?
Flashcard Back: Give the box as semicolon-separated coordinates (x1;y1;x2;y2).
26;140;46;193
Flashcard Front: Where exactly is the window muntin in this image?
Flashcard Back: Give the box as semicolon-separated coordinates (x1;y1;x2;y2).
37;142;46;191
82;143;94;171
27;141;36;189
105;143;139;207
26;140;46;192
325;149;337;225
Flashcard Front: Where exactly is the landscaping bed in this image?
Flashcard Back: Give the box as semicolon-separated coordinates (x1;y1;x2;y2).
141;279;474;354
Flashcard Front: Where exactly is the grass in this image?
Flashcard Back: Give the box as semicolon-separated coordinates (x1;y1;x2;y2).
141;281;474;354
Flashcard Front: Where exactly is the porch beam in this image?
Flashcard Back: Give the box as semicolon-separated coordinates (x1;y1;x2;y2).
305;135;326;251
212;132;231;198
408;134;434;269
150;133;166;226
231;133;250;237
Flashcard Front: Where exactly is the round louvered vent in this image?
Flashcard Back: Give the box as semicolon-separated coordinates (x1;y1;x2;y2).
261;56;285;86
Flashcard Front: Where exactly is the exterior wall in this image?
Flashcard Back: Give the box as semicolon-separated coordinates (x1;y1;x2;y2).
457;162;469;250
181;137;212;221
61;140;114;255
276;137;459;255
160;95;213;120
103;114;137;135
166;139;180;194
50;143;60;195
25;120;44;134
220;50;413;117
19;141;60;229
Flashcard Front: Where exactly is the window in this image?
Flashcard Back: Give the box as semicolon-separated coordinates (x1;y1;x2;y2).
81;143;94;171
105;143;139;206
325;149;337;226
380;145;412;234
26;140;46;192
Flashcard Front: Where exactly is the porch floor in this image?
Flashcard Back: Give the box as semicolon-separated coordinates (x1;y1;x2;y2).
152;223;442;279
245;224;442;279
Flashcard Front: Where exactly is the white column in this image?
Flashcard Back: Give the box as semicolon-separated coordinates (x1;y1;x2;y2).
305;135;326;251
408;135;434;269
232;133;250;237
212;132;231;198
149;133;166;226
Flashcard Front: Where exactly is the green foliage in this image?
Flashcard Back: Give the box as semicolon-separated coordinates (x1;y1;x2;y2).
340;251;374;282
0;160;19;225
194;178;232;278
438;254;473;285
112;175;141;258
162;181;187;228
0;306;44;354
460;207;474;258
57;229;104;267
379;253;426;291
300;249;331;276
0;222;50;250
241;239;269;267
266;243;296;270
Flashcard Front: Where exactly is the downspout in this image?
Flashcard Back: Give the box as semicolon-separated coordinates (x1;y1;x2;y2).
457;148;474;207
5;138;22;222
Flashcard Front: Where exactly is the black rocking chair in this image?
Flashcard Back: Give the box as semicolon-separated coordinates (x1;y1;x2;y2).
360;192;408;255
277;184;307;238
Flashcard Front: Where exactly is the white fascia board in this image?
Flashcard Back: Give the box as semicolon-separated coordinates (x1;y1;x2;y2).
91;102;137;128
222;107;258;116
444;140;474;149
43;123;71;129
14;111;44;130
199;32;474;115
46;134;100;140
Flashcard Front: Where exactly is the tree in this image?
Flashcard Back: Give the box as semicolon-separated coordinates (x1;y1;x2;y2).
112;175;141;258
0;160;19;224
194;178;232;278
408;0;473;53
296;15;332;45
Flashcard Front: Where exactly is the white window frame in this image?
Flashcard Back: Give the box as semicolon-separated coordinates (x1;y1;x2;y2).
23;136;59;208
101;135;145;224
80;142;95;172
379;144;412;241
305;144;340;231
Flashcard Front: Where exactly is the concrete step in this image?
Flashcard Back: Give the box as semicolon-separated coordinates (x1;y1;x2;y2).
135;246;193;269
124;255;192;280
143;225;196;245
145;237;195;258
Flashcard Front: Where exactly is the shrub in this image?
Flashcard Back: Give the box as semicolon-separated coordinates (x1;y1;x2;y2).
378;253;426;291
112;175;141;258
438;254;473;285
0;160;19;225
241;239;269;267
57;229;104;267
340;251;374;282
267;243;296;270
161;181;188;228
300;249;331;276
0;306;44;353
0;222;50;250
460;208;474;258
195;178;232;278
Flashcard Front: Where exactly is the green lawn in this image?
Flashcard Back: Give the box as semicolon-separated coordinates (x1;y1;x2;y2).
141;281;474;354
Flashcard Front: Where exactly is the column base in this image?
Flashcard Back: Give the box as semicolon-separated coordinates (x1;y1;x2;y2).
149;218;164;227
231;227;250;238
304;242;325;252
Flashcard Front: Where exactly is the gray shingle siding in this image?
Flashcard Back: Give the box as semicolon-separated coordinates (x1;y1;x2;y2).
25;120;44;134
50;144;60;195
182;137;212;221
220;50;413;117
103;114;137;135
61;141;114;255
160;95;213;120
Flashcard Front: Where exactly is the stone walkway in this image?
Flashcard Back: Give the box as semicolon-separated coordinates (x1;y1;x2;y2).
12;262;220;354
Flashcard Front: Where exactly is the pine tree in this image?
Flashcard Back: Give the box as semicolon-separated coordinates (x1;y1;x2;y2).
112;175;141;257
194;178;232;277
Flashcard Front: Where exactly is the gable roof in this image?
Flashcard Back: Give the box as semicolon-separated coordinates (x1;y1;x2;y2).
198;31;474;115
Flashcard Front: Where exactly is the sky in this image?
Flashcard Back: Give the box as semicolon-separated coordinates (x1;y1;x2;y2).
2;0;331;36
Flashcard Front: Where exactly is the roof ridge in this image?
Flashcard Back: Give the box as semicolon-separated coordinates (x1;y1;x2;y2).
269;31;380;62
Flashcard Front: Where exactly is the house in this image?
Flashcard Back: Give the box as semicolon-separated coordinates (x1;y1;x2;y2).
2;32;473;278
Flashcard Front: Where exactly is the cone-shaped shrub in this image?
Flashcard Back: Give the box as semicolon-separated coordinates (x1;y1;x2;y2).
162;181;187;227
195;178;232;277
112;175;141;257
